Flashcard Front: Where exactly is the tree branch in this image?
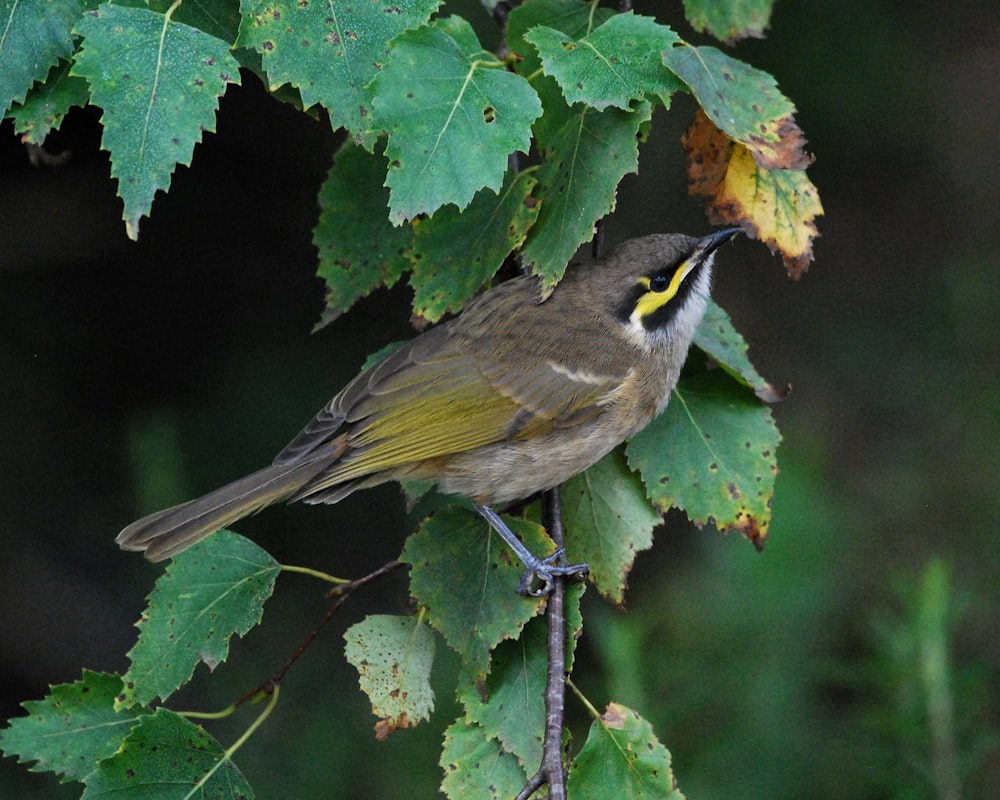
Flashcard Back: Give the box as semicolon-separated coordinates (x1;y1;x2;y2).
517;489;570;799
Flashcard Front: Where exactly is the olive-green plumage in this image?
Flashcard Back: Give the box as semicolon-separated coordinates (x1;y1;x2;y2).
117;230;738;565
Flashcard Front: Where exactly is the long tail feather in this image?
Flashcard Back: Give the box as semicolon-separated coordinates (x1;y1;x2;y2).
116;459;329;562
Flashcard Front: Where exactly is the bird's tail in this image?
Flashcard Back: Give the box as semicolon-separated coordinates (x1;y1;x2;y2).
116;459;330;562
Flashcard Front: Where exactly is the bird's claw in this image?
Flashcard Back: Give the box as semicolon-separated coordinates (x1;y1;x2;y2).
516;548;590;597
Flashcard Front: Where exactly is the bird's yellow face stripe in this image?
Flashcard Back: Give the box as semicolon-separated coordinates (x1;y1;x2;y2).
631;258;696;324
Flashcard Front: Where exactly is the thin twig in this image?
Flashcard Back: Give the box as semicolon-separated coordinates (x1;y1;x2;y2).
517;489;569;799
233;560;405;708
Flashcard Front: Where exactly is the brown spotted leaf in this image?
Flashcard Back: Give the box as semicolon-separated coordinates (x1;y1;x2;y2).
684;109;822;278
626;369;780;551
663;42;810;171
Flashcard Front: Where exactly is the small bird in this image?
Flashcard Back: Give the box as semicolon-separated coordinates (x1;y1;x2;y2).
117;229;739;593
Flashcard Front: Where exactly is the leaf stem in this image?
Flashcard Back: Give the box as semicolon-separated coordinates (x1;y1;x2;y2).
280;563;351;585
566;676;601;719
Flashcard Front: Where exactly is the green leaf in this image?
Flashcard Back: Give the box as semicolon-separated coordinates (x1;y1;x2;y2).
663;43;810;171
236;0;439;148
313;141;415;329
457;583;582;769
525;13;683;110
683;0;775;43
401;504;547;678
8;59;89;143
566;702;684;799
0;672;148;783
344;615;436;732
521;94;651;288
0;0;82;117
440;719;527;800
82;708;253;800
72;3;241;239
118;530;280;708
506;0;614;79
626;369;780;550
371;17;542;224
694;299;787;402
561;447;662;604
409;170;539;323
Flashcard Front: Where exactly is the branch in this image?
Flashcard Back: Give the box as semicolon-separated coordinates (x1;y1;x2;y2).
233;560;405;708
517;489;570;800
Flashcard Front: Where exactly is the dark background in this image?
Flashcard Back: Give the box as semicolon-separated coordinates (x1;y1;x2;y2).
3;1;999;797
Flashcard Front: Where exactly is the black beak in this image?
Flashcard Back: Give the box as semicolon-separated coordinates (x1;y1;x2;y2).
697;227;742;257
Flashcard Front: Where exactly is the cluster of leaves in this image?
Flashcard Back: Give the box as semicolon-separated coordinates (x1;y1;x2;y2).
1;0;819;796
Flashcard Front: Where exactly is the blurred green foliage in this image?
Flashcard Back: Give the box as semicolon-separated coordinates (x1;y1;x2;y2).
3;0;999;797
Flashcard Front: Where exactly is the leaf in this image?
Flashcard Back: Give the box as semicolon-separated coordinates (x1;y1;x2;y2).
566;702;684;800
626;369;780;551
72;3;241;239
344;614;436;739
684;109;822;278
663;43;810;171
371;17;542;224
409;170;539;323
82;708;253;800
520;93;651;289
313;141;415;329
236;0;439;148
683;0;775;43
505;0;615;79
561;447;662;605
0;672;148;784
458;583;583;769
0;0;82;117
118;530;280;708
694;299;788;402
8;59;89;144
401;504;547;678
525;12;684;110
440;719;527;800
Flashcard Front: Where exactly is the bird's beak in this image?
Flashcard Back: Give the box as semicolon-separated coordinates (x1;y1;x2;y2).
697;227;742;258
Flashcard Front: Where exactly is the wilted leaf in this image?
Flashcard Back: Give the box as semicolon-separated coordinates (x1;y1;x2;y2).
664;42;810;171
627;370;780;550
344;615;435;738
0;672;147;783
684;109;822;278
118;530;280;708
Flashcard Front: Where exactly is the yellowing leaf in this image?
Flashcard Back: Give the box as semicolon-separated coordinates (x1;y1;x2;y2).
684;109;822;278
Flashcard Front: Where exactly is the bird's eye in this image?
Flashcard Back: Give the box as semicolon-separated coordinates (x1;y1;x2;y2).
649;275;669;292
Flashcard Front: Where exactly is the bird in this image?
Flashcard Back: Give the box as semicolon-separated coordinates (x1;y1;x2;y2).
117;229;740;594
